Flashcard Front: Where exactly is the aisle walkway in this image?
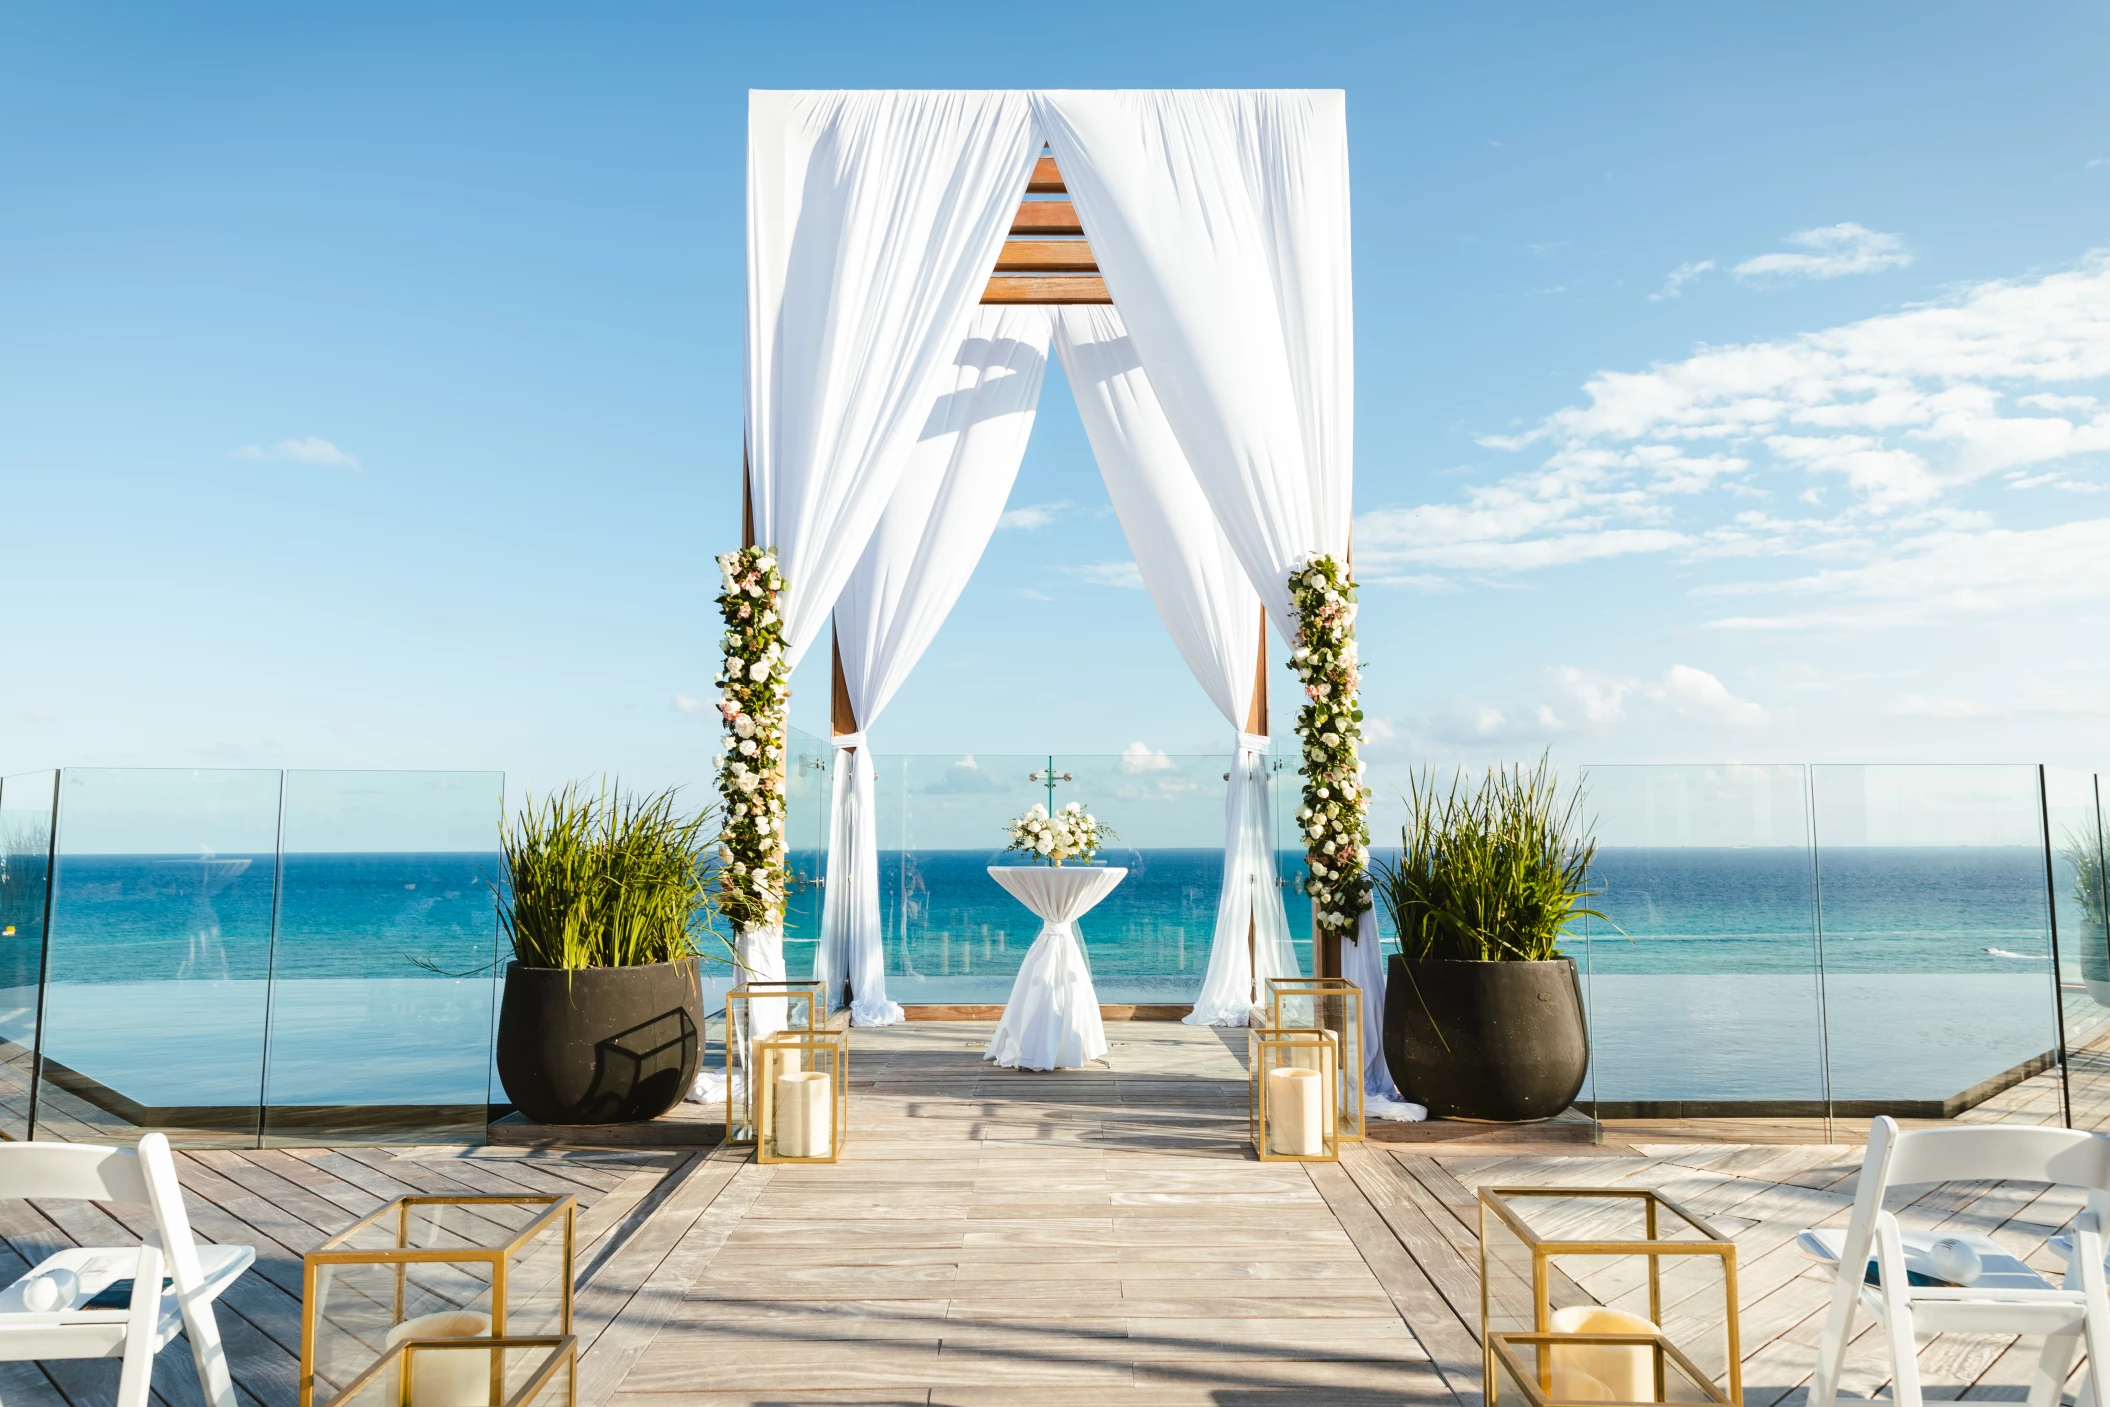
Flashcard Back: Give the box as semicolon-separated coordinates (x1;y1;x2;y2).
621;1020;1454;1404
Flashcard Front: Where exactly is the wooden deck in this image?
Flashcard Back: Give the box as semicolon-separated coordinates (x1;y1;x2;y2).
0;1020;2103;1407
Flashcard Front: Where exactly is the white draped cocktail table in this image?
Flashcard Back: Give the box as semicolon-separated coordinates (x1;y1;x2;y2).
984;865;1127;1071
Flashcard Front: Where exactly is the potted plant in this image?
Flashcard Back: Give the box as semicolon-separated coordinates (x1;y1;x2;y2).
1373;756;1602;1122
493;783;717;1126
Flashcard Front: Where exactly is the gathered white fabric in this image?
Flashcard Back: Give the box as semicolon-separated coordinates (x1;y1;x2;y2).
746;90;1038;665
1051;305;1297;1027
984;866;1125;1070
1034;90;1354;640
1344;906;1424;1120
819;305;1054;1026
696;923;791;1107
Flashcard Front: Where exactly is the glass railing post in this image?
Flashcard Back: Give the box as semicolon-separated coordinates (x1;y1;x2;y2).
2040;764;2076;1127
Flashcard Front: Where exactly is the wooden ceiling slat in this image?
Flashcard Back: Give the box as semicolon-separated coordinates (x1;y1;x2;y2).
981;275;1111;305
1027;156;1065;193
1010;201;1083;237
993;239;1099;273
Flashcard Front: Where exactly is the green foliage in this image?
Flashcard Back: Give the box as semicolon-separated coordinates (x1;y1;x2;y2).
2063;828;2107;932
500;782;721;970
1375;753;1608;963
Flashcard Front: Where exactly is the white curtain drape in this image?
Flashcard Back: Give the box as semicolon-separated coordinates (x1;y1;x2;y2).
1035;90;1399;1100
820;306;1054;1025
746;90;1037;666
1051;305;1296;1026
1032;90;1354;640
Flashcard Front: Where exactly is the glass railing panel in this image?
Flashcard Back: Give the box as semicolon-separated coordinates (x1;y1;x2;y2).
1054;751;1258;1007
1576;765;1825;1123
0;772;57;1141
1270;757;1314;960
868;753;1045;1007
2046;767;2108;1129
1811;764;2060;1125
38;768;283;1145
777;726;833;1007
259;771;504;1147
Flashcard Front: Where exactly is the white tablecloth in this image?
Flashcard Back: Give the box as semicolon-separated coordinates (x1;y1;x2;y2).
984;866;1127;1071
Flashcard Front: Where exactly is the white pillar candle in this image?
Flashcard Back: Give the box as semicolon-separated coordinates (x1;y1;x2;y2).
1284;1039;1339;1136
1548;1305;1661;1403
384;1311;491;1407
776;1070;832;1158
1267;1066;1324;1156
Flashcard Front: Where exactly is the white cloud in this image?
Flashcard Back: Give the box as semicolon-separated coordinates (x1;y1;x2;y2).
1119;741;1174;773
674;695;715;718
236;436;360;468
1422;664;1768;749
1065;560;1146;589
997;502;1067;530
1732;223;1913;283
1015;587;1053;602
1703;517;2110;631
1649;260;1715;301
1362;251;2110;588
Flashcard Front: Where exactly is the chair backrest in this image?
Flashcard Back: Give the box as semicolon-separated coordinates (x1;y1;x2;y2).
1885;1123;2110;1191
0;1141;153;1205
0;1134;205;1289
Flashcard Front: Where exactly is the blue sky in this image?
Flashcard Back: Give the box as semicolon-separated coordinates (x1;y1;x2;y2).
5;1;2109;803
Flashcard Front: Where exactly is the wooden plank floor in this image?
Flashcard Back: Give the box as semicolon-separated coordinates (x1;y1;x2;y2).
8;1020;2110;1407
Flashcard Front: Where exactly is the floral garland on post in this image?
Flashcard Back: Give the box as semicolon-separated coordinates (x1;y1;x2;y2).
714;547;790;933
1288;554;1372;940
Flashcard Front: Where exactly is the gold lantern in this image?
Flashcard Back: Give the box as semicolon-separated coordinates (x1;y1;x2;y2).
1479;1187;1740;1407
724;978;825;1144
1248;1027;1339;1162
756;1027;849;1165
322;1335;575;1407
1266;976;1365;1142
300;1196;575;1407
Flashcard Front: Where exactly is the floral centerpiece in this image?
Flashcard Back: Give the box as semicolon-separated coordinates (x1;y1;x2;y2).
1004;802;1115;866
1288;553;1372;939
714;546;790;933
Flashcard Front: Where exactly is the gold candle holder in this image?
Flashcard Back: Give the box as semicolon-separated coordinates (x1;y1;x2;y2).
300;1196;575;1407
756;1027;849;1165
1479;1187;1740;1407
1266;976;1365;1142
1248;1027;1339;1162
724;979;825;1144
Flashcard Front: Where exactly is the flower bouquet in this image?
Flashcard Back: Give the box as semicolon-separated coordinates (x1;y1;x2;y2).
1004;802;1115;866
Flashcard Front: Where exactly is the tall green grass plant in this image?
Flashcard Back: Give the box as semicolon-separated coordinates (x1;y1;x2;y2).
1375;754;1607;962
500;782;720;969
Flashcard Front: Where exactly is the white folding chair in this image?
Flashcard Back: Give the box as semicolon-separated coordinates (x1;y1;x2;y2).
0;1133;254;1407
1806;1116;2110;1407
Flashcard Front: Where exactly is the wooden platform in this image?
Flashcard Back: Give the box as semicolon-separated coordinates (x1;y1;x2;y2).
1;1019;2102;1407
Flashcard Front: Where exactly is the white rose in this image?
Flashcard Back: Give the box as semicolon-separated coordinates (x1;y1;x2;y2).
716;844;732;861
746;584;762;598
736;772;759;794
749;660;771;681
739;739;758;756
735;715;755;739
1322;732;1340;747
1037;837;1053;853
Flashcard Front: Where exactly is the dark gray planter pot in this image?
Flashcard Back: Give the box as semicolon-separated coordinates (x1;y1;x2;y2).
495;958;702;1125
1383;954;1589;1122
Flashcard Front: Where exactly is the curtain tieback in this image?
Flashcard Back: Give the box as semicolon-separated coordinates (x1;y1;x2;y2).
832;731;867;751
1235;732;1271;756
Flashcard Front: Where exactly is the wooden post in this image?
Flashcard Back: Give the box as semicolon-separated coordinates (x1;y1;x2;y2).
830;627;858;738
741;446;755;550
